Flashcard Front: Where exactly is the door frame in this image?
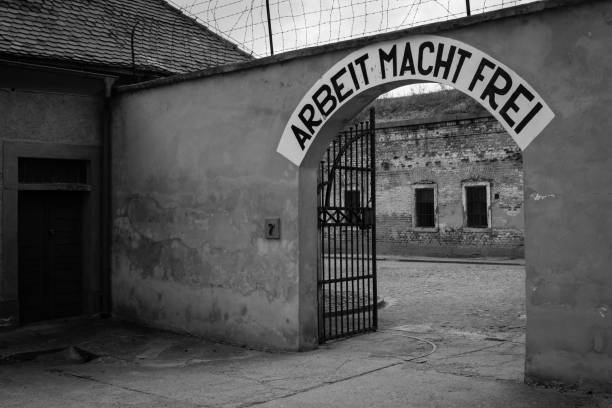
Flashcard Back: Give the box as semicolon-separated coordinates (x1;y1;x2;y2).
1;141;101;326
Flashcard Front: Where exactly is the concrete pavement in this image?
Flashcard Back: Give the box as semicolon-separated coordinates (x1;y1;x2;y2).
0;318;610;407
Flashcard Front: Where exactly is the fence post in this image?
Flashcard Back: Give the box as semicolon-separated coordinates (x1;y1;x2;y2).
265;0;274;56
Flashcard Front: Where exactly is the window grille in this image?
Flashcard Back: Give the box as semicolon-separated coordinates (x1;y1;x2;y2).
345;190;360;208
345;190;361;225
465;185;488;227
415;187;435;228
18;158;87;184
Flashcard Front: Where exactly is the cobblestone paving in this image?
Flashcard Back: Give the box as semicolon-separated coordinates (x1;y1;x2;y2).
377;260;525;335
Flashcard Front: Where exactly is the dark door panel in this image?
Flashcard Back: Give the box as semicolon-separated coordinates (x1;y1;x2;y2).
18;191;83;323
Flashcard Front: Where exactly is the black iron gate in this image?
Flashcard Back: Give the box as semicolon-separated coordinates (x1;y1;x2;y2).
317;108;377;343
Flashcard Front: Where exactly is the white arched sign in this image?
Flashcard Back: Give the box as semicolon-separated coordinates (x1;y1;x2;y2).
277;35;554;166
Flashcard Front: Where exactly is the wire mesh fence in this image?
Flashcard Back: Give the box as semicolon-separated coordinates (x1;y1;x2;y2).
167;0;538;57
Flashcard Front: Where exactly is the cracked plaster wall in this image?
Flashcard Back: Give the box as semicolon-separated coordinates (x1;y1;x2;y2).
0;66;103;326
113;0;612;388
443;1;612;391
111;63;313;350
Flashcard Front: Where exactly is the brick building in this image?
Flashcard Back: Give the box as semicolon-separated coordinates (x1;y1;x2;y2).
374;110;524;258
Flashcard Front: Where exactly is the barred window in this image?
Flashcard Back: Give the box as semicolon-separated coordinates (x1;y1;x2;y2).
345;190;361;225
415;187;435;228
18;158;87;184
345;190;360;208
464;185;489;228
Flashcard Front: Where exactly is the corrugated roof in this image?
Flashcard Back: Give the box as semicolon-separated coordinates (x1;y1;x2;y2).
0;0;253;75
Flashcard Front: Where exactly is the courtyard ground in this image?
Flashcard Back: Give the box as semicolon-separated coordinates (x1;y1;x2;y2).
376;257;527;382
1;258;609;407
378;257;526;333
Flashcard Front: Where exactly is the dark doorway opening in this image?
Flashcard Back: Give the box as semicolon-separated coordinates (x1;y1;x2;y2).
313;85;526;381
18;191;84;323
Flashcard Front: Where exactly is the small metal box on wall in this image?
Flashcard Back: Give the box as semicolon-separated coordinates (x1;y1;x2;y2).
265;218;280;239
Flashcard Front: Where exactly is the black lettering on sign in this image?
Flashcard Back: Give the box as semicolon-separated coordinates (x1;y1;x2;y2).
291;124;311;150
379;45;397;79
434;44;456;80
452;48;472;83
499;84;534;128
331;67;354;103
399;42;416;76
418;41;435;75
354;54;370;85
347;62;361;91
298;103;322;134
312;84;337;117
468;57;495;92
480;67;513;110
515;102;543;134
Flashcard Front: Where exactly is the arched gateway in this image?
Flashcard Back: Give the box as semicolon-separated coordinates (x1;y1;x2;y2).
277;35;555;343
113;0;612;392
277;35;554;166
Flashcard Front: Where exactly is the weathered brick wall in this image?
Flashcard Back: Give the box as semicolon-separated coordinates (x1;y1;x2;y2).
375;115;524;258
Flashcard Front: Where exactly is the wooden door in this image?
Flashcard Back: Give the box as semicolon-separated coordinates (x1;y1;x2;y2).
18;191;83;323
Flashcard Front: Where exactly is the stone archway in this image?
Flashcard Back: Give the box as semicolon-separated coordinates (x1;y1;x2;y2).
112;0;612;390
286;35;554;349
278;35;554;168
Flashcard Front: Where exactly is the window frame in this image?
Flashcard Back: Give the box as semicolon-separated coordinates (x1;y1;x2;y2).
344;189;360;209
462;181;492;231
344;189;361;225
412;183;438;232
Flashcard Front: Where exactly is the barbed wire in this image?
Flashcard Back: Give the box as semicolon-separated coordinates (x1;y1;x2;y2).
166;0;534;58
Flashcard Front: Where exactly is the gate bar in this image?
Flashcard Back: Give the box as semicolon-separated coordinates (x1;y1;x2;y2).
369;108;377;330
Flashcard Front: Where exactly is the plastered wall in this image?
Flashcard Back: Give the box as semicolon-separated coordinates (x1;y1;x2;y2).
111;63;323;349
0;65;103;327
114;0;612;390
